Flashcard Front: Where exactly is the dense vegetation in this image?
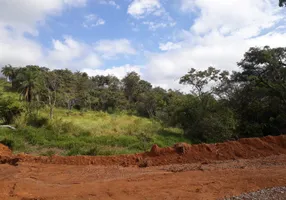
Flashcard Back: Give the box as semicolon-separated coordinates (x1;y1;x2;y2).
1;46;286;155
280;0;286;7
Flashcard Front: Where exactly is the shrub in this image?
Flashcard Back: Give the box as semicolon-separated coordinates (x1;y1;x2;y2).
27;113;49;128
41;150;56;157
0;138;15;150
0;96;23;124
83;146;100;156
46;119;79;134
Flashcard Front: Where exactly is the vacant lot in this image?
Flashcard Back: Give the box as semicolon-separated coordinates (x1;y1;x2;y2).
0;135;285;200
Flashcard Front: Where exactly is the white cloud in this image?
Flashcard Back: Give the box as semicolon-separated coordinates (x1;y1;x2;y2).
0;0;89;69
47;36;102;69
94;39;136;59
98;0;120;9
144;0;286;89
83;14;105;28
159;42;182;51
64;0;87;7
143;21;176;31
83;54;102;68
128;0;176;31
128;0;161;18
0;0;87;35
0;27;43;67
181;0;282;37
82;64;142;79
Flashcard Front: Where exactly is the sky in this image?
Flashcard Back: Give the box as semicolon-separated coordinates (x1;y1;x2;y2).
0;0;286;90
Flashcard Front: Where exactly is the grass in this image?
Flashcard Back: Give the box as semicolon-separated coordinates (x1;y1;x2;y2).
0;109;191;156
0;79;191;156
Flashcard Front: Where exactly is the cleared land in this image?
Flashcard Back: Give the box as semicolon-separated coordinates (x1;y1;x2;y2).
0;135;286;200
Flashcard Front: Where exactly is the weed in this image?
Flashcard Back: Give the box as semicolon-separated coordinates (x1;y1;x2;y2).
41;150;56;157
0;138;14;150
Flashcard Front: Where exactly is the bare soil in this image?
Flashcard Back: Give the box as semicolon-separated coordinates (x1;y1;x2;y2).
0;135;286;200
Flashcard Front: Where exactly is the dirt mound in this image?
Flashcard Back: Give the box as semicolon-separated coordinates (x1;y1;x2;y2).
1;135;286;167
0;143;19;166
0;143;12;156
143;135;286;166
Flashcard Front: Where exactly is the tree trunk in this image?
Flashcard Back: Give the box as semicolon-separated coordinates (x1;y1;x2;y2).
49;106;54;120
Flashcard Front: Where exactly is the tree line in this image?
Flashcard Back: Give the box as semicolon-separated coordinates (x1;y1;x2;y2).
1;46;286;143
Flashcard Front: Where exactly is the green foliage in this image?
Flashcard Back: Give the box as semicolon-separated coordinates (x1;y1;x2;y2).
171;94;237;143
0;107;188;155
40;150;56;157
0;94;23;124
232;46;286;137
2;45;286;156
26;113;49;128
279;0;286;7
0;138;15;150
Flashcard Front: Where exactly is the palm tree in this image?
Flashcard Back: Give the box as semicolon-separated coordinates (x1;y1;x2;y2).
1;65;20;89
16;66;43;102
1;64;14;82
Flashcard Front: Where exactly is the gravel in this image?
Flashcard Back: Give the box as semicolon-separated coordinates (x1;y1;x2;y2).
222;187;286;200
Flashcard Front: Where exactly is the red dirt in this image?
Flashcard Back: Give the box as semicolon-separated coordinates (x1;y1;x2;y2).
6;135;286;167
0;135;286;200
0;144;12;156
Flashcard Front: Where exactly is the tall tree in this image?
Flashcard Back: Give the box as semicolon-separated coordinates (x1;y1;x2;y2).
43;71;60;119
53;69;76;110
16;66;43;103
122;72;140;103
179;67;237;142
180;67;222;97
1;65;19;88
232;46;286;137
279;0;286;6
74;71;91;110
237;46;286;105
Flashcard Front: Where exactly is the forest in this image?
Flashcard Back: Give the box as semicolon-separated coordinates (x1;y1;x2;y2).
1;46;286;150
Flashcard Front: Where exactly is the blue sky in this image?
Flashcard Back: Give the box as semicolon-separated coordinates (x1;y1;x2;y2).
0;0;286;89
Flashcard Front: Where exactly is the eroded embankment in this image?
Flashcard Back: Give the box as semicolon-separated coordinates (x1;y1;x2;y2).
0;135;286;167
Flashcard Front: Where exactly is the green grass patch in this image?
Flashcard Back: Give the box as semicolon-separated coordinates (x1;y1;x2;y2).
0;81;191;156
0;116;190;156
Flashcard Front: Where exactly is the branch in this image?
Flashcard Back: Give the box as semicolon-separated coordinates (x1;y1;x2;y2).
0;125;16;130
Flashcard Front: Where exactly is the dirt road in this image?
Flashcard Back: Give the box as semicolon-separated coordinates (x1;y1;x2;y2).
0;135;286;200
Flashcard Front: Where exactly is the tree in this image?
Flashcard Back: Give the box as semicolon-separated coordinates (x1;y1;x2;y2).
53;69;76;110
232;46;286;137
180;67;228;97
1;65;13;81
74;71;91;110
1;65;19;88
43;71;60;119
237;46;286;106
179;67;238;142
122;72;140;103
279;0;286;7
13;65;45;117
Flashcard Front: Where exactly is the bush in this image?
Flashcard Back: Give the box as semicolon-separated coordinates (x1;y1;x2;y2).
41;150;56;157
175;95;238;143
83;146;100;156
0;96;23;124
0;138;15;150
46;119;79;134
27;114;49;128
14;116;27;128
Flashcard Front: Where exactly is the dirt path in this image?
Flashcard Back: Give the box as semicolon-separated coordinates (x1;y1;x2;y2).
0;135;286;200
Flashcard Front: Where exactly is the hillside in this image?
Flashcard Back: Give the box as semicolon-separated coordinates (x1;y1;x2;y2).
0;79;189;156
